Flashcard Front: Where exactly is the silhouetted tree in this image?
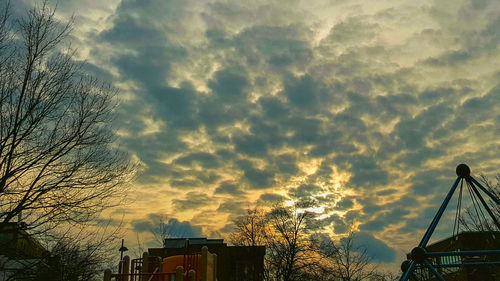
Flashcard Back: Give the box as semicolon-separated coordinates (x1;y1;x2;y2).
459;175;500;232
40;223;121;281
318;232;376;281
229;207;268;247
0;0;132;234
264;205;318;281
0;1;132;279
229;206;398;281
150;215;189;247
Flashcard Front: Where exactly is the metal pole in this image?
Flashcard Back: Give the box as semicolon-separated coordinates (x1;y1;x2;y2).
469;176;500;205
120;239;125;261
430;261;500;268
469;181;500;229
424;260;446;281
419;177;461;247
427;250;500;256
398;260;416;281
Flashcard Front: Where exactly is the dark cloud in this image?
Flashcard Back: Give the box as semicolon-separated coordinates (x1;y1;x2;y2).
233;25;313;68
217;201;245;215
258;96;290;120
197;96;251;129
315;213;349;234
120;132;187;184
218;223;235;234
172;192;211;210
376;189;398;196
233;134;269;157
258;193;285;202
395;103;453;149
237;160;275;189
131;215;202;238
102;18;186;89
170;179;200;188
205;28;231;47
338;155;389;189
335;197;355;210
288;184;323;198
409;169;451;196
272;153;299;175
151;84;198;129
349;232;396;263
215;182;245;196
208;67;250;100
325;16;379;45
360;209;410;232
282;74;330;111
174;152;219;168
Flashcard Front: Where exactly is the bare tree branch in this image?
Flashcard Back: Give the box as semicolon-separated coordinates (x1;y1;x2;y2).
0;0;133;235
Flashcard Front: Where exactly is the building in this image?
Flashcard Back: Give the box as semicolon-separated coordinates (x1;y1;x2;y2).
148;238;266;281
0;222;46;259
0;222;48;281
409;231;500;281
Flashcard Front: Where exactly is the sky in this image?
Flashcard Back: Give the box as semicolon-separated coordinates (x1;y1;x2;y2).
13;0;500;267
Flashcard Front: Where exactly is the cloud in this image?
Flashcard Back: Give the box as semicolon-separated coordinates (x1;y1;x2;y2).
44;0;500;267
349;232;396;263
282;74;330;112
259;193;285;203
174;152;219;168
324;16;380;46
237;160;275;189
132;215;202;238
214;181;245;196
172;192;211;210
288;184;323;198
233;24;313;69
208;67;250;100
233;134;269;157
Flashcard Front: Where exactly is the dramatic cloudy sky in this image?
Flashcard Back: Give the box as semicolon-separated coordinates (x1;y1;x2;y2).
16;0;500;266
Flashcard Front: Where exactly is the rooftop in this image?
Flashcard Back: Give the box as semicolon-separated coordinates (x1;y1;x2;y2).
163;238;226;248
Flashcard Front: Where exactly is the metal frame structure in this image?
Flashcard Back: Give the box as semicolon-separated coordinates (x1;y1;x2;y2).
399;164;500;281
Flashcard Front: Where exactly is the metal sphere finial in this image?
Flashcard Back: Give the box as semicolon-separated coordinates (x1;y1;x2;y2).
410;247;427;264
401;260;411;272
456;163;470;178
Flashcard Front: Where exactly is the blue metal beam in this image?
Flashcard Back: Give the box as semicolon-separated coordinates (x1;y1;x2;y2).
468;180;500;229
419;177;461;248
398;260;416;281
424;260;446;281
418;261;500;268
426;250;500;256
469;176;500;205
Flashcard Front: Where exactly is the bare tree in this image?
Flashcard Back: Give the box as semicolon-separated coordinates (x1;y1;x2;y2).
40;222;122;281
0;0;132;234
265;205;318;281
319;232;376;281
0;0;8;55
1;220;122;281
459;175;500;232
229;207;268;247
150;215;188;247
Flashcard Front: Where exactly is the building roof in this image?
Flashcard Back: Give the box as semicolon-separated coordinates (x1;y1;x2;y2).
163;238;225;248
426;231;500;251
0;222;47;259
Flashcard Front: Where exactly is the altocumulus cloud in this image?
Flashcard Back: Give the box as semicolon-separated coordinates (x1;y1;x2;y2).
30;0;500;265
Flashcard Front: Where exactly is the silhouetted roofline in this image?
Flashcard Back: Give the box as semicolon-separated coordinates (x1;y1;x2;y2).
425;231;500;250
